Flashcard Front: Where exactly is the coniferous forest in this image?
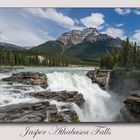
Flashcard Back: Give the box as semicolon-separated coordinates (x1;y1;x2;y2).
0;38;140;68
100;38;140;70
0;48;96;66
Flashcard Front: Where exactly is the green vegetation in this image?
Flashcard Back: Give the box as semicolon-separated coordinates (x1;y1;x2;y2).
0;38;125;67
65;40;113;60
72;116;80;123
0;48;97;67
31;41;64;54
100;38;140;70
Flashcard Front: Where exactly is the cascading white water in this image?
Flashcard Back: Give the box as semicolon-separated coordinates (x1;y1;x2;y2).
47;71;121;122
0;67;122;122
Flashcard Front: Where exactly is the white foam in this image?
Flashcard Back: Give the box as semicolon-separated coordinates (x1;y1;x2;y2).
0;67;121;122
47;71;121;122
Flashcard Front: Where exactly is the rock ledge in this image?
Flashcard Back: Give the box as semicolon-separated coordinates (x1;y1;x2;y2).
2;72;48;89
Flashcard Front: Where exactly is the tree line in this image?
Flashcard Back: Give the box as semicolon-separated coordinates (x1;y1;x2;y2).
100;38;140;69
0;48;96;66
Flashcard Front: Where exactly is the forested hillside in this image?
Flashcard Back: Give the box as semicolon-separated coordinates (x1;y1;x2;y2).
100;38;140;69
0;48;97;66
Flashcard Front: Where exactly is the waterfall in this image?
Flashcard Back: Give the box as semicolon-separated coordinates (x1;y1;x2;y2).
47;71;121;122
0;67;122;122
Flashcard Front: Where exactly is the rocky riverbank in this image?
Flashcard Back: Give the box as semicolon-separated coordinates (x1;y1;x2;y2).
1;67;140;122
0;71;85;122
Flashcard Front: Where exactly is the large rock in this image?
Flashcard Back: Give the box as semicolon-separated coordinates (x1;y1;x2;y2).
124;92;140;113
2;72;48;88
0;101;80;122
87;69;110;90
121;92;140;122
29;90;85;107
45;105;79;122
0;101;50;122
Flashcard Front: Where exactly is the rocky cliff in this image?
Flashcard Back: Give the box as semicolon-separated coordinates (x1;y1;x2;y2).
108;70;140;122
108;70;140;96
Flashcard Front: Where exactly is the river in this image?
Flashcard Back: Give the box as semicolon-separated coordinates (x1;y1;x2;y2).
0;67;122;122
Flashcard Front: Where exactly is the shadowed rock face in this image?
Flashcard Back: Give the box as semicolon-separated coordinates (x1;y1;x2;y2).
124;92;140;113
108;70;140;96
87;69;110;90
2;72;48;89
121;92;140;122
29;90;85;107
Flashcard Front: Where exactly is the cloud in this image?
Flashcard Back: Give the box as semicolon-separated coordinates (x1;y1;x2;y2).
130;30;140;45
134;9;140;15
80;13;105;29
0;20;49;46
103;27;126;39
26;8;82;30
115;8;131;15
115;23;123;27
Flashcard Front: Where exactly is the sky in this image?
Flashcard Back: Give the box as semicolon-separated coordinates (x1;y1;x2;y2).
0;8;140;46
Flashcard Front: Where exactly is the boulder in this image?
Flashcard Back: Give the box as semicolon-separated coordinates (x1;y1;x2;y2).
121;92;140;122
2;72;48;89
29;90;85;107
0;101;50;122
87;68;110;90
46;105;65;122
124;92;140;114
46;104;79;122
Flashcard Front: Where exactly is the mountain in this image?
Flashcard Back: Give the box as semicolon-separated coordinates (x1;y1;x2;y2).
31;41;64;54
57;28;99;46
57;27;122;47
31;28;123;60
0;42;23;51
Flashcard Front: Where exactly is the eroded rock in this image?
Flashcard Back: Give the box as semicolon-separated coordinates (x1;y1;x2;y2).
0;101;50;122
87;69;110;90
121;92;140;122
2;72;48;89
0;100;80;122
29;90;85;107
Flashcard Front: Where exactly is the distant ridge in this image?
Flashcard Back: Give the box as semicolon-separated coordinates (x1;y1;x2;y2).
32;28;123;60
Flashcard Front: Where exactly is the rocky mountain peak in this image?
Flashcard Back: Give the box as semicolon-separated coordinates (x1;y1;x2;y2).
57;28;101;46
56;27;123;47
83;27;98;34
